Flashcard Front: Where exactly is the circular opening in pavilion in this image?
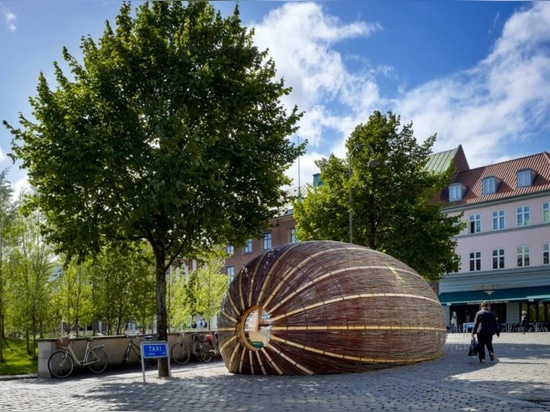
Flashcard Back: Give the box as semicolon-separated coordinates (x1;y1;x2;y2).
240;305;272;351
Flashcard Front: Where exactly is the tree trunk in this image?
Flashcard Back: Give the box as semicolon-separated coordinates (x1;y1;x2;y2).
154;247;169;378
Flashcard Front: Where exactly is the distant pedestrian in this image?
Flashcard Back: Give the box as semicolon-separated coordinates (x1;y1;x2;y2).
450;312;458;333
521;311;530;334
472;301;500;363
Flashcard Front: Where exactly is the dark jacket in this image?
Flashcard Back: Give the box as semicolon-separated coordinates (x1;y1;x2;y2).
472;308;500;336
521;315;529;327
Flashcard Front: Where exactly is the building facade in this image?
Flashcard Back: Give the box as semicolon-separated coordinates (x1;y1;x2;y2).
438;152;550;330
224;194;300;281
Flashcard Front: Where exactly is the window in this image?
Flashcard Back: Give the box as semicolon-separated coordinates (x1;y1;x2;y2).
226;244;234;256
516;206;530;227
543;243;550;265
482;177;497;194
289;228;297;243
516;245;530;267
262;232;272;250
543;202;549;224
492;210;505;231
469;214;481;234
492;249;505;269
469;251;481;271
244;239;253;254
517;169;534;187
226;266;235;281
449;184;463;201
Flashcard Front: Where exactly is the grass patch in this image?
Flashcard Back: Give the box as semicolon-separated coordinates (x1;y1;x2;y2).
0;338;38;375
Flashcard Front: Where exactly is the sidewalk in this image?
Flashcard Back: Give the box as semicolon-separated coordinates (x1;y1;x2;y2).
0;332;549;411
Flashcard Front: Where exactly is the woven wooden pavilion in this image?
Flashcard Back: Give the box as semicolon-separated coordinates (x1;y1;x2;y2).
217;241;446;375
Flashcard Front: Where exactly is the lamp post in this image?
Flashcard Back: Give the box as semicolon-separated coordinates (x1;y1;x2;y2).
348;144;380;244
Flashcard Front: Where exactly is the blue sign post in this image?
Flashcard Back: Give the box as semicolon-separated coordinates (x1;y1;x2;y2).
140;341;170;383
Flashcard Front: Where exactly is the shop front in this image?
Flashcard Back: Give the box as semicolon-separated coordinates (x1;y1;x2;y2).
439;286;550;332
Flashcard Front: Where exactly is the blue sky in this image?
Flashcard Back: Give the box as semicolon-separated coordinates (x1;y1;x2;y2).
1;1;549;194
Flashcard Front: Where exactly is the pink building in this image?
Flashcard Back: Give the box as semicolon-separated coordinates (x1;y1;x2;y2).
439;150;550;330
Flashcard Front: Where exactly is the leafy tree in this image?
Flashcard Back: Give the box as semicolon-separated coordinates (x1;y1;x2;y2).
0;170;15;361
4;208;55;355
5;1;302;376
190;254;228;327
294;111;463;281
169;252;228;330
168;269;192;330
54;257;93;337
87;242;155;335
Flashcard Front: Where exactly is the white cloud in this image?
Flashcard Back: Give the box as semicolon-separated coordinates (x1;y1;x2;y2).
9;172;29;203
253;1;550;187
251;2;384;185
1;2;16;32
396;2;550;168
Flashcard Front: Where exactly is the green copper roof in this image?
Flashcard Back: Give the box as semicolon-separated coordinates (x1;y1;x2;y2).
425;147;458;173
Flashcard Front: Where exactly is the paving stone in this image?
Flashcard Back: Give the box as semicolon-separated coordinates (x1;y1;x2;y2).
0;333;549;411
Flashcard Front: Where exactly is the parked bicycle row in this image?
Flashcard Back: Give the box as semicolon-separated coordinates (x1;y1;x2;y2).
47;332;219;379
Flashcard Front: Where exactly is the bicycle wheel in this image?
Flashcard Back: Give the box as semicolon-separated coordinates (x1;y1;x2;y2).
87;347;108;374
200;342;213;363
193;340;204;362
145;357;158;368
48;350;74;379
171;343;191;365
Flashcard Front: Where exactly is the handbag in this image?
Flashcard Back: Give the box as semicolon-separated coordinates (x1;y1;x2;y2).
467;337;478;356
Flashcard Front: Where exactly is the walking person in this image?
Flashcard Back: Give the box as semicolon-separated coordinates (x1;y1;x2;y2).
450;312;458;333
471;301;500;363
521;310;530;334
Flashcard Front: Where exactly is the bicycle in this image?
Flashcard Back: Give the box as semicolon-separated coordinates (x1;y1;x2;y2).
192;333;215;363
170;332;191;365
201;332;219;362
48;337;108;379
170;332;213;365
121;334;157;368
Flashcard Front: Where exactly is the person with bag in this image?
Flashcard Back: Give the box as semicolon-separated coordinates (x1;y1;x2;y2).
471;301;500;363
467;336;478;356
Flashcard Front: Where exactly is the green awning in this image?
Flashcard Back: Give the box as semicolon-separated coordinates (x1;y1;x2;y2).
439;286;550;305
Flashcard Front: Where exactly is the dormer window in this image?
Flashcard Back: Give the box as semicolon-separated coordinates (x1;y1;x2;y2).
517;168;536;188
482;176;500;195
449;183;465;201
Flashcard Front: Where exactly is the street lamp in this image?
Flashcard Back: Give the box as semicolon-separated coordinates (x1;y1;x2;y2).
348;144;380;244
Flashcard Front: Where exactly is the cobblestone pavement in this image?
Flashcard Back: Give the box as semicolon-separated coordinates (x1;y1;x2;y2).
1;332;549;411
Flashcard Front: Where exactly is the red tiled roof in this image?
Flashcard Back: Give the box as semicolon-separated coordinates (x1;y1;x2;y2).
443;152;550;206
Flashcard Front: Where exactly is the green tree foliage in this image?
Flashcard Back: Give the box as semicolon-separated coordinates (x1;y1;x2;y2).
92;242;156;335
4;208;55;355
293;111;463;281
54;257;93;337
169;252;228;330
168;271;192;330
5;1;302;376
190;255;228;326
0;169;15;361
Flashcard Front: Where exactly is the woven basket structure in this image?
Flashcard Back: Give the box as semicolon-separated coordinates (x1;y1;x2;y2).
218;241;446;375
56;337;71;349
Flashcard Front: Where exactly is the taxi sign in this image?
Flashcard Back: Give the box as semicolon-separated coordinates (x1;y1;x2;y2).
140;340;170;383
142;342;168;358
